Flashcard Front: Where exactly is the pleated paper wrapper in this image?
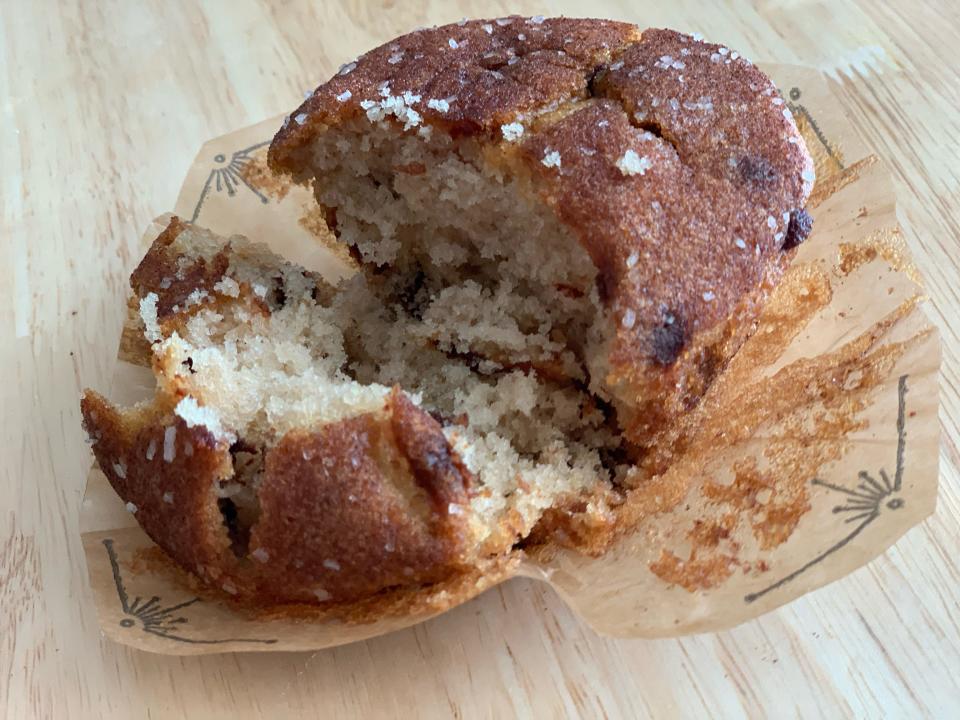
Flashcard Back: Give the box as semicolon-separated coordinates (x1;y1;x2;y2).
80;65;940;654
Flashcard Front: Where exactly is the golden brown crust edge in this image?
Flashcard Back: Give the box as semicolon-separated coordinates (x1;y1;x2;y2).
249;389;475;603
82;385;477;605
269;16;642;173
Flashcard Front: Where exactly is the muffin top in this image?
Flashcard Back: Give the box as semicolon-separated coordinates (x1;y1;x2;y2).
270;18;814;375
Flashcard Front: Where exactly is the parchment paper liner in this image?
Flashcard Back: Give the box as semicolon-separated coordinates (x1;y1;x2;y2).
80;66;940;654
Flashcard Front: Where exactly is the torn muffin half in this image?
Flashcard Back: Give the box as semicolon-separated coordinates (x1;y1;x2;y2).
82;218;621;603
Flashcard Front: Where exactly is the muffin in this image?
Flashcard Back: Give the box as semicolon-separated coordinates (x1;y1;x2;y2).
82;17;813;606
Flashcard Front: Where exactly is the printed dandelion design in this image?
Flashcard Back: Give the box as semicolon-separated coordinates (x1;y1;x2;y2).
190;140;272;222
103;539;277;645
744;375;910;603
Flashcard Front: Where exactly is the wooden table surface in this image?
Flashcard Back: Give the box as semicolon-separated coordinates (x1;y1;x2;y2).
4;1;960;717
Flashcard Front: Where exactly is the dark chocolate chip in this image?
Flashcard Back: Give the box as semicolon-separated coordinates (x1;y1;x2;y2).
738;156;777;184
651;315;686;365
783;208;813;249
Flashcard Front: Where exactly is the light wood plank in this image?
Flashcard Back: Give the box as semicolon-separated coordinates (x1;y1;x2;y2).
3;1;959;716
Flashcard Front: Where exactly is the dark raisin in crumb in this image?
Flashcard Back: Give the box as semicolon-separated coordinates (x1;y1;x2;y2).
783;208;813;249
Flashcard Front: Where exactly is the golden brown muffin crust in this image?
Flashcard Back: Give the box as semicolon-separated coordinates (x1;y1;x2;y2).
83;387;477;604
269;16;641;169
129;216;231;322
269;17;813;388
81;392;240;586
248;389;474;603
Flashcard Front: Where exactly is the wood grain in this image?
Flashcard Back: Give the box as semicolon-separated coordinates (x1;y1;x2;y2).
3;1;959;717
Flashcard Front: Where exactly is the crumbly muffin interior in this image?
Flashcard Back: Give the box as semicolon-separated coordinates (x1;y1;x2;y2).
145;204;628;555
309;119;612;377
302;119;636;540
